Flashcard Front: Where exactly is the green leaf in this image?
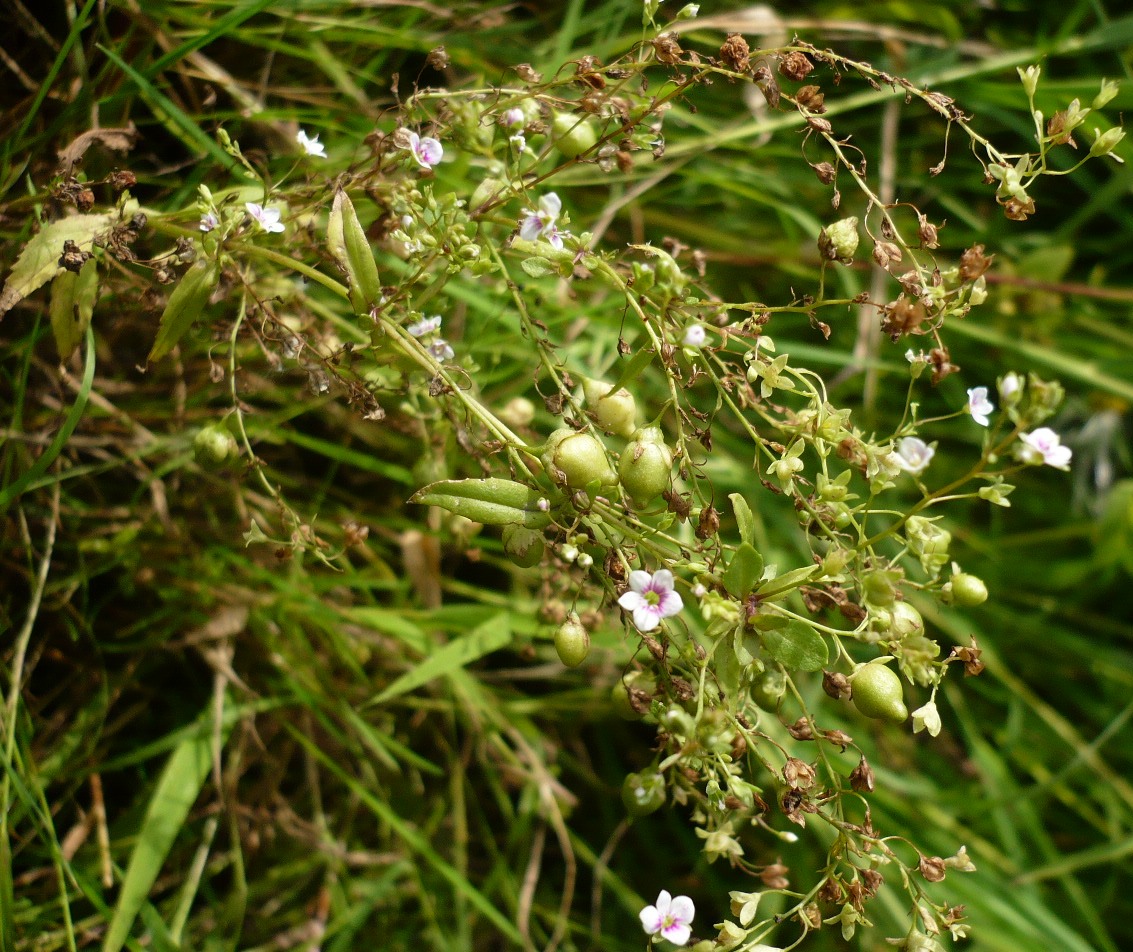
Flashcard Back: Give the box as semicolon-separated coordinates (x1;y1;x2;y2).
762;620;828;672
148;258;219;363
0;211;115;318
409;478;551;528
756;564;820;601
368;613;512;705
330;190;382;313
102;703;226;952
729;493;756;546
520;256;555;277
49;256;98;357
723;543;764;598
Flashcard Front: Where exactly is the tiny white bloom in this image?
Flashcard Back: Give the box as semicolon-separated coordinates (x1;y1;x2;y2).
999;372;1023;401
508;132;527;152
296;128;326;158
682;324;707;347
911;700;942;737
199;212;218;232
691;582;707;598
407;315;442;338
407;131;443;168
618;569;683;632
502;107;525;129
245;202;285;233
428;339;455;361
1018;427;1072;469
967;386;994;427
639;890;695;947
894;436;935;476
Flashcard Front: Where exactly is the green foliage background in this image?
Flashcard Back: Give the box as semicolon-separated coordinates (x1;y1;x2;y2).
2;1;1133;950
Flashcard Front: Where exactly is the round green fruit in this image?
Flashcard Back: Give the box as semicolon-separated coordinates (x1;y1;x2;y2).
583;379;637;438
621;768;666;817
850;663;908;723
193;424;238;467
888;601;924;640
619;427;673;507
501;525;545;568
543;428;616;491
751;668;787;712
552;113;598;158
554;616;590;667
950;573;988;606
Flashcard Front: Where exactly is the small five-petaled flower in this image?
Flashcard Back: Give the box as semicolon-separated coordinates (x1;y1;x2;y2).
245;202;284;234
519;192;565;250
296;129;326;158
406;131;443;169
618;570;683;633
640;890;695;947
893;436;934;476
967;387;994;427
1018;427;1072;469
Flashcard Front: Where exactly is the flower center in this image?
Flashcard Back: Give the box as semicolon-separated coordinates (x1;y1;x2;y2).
644;590;661;608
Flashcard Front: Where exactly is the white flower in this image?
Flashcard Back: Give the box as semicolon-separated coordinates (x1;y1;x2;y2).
406;131;443;168
245;202;284;233
508;132;527;152
966;386;994;427
639;890;695;947
199;212;218;233
407;315;442;338
1018;427;1072;469
894;436;935;476
911;700;942;737
682;324;707;347
519;192;564;250
428;339;455;361
618;569;683;632
999;372;1023;402
296;129;326;158
502;107;525;129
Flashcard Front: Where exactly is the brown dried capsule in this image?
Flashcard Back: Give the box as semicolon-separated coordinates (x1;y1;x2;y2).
720;33;750;72
779;51;814;81
652;32;683;65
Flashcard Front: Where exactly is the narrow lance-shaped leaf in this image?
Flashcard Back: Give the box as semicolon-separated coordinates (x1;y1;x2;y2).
148;258;219;363
409;478;551;528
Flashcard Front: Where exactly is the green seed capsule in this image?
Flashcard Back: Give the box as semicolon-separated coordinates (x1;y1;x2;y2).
552;113;598;158
193;424;238;467
950;573;988;606
554;616;590;667
543;428;616;490
850;663;908;723
583;379;638;438
618;427;673;507
501;525;545;568
621;768;666;817
751;668;787;712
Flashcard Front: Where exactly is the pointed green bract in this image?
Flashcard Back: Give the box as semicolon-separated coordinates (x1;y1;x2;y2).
148;258;219;363
329;190;382;313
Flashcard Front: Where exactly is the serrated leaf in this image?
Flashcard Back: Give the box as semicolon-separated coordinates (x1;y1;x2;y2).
0;211;115;318
756;564;820;601
520;256;555;277
49;257;98;357
762;620;828;672
723;543;764;598
148;258;219;363
729;493;756;546
368;613;512;705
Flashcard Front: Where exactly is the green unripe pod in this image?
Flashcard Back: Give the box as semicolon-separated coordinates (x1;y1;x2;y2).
194;424;238;467
501;524;545;568
888;601;924;640
582;379;638;438
950;573;988;606
552;113;598;158
819;216;860;262
751;668;787;712
621;768;666;817
542;428;616;491
554;615;590;667
850;663;908;723
619;427;673;507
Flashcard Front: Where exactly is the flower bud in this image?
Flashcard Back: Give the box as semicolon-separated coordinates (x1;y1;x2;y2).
1093;79;1120;110
552;113;598;158
619;427;673;506
498;395;535;429
583;379;637;437
193;424;238;467
949;572;988;606
554;615;591;667
1089;126;1126;159
819;217;859;262
542;428;616;490
501;524;545;568
850;663;908;723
